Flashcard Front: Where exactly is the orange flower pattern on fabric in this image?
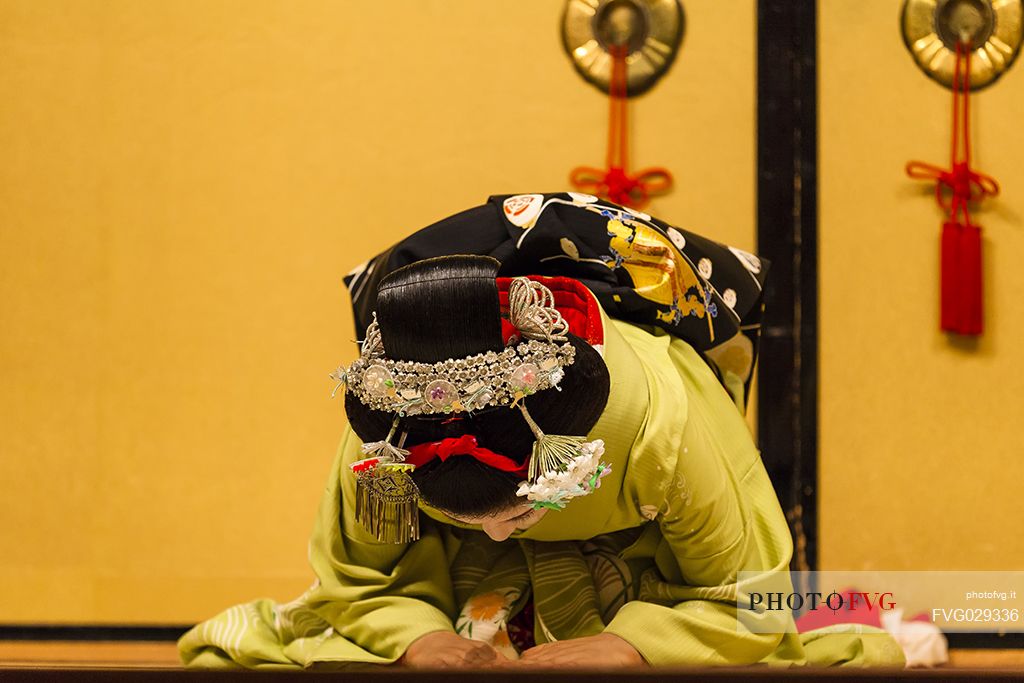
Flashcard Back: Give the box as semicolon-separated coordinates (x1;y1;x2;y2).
491;627;512;649
466;591;506;622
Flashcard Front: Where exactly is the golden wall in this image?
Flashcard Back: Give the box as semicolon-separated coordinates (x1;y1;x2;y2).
0;1;755;623
819;1;1024;570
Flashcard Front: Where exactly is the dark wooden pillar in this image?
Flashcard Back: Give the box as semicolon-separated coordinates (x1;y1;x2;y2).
756;0;819;575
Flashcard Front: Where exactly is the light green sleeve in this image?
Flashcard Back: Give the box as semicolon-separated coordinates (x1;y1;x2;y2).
602;336;801;666
603;398;797;665
303;426;458;662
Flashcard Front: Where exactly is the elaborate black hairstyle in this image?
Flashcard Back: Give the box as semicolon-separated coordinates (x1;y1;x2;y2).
345;255;611;517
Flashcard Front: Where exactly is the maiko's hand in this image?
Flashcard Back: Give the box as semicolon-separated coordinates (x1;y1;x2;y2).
401;631;510;669
519;633;647;668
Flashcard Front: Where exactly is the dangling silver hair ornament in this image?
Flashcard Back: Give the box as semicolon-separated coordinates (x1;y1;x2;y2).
350;418;419;544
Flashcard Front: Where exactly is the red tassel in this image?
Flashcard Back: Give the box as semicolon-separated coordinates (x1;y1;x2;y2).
940;220;983;335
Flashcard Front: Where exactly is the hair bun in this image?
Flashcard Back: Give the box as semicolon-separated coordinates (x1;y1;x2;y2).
375;255;504;363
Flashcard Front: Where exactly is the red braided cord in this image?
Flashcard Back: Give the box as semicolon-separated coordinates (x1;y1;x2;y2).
905;41;999;222
570;46;673;209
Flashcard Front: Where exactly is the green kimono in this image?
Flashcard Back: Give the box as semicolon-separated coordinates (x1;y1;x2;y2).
178;310;906;669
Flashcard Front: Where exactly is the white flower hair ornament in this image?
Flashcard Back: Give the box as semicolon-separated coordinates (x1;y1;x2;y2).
331;276;611;542
516;438;611;510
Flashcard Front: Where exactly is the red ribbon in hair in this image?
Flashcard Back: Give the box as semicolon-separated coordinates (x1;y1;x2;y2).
406;435;529;476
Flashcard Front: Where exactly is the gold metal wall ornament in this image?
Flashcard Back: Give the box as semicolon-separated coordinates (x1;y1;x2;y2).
562;0;684;96
902;0;1024;90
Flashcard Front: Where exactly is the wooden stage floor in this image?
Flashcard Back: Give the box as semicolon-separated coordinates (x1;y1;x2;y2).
1;642;1023;680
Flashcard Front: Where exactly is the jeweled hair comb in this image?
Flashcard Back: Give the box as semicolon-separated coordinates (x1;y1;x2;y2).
341;336;576;416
